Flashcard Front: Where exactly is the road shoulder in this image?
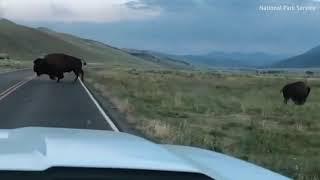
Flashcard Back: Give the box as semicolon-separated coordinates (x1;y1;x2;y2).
83;80;149;139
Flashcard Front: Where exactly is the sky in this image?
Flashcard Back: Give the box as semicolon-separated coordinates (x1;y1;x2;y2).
1;0;320;55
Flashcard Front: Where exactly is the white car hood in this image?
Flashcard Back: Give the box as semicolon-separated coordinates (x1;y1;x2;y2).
0;127;291;180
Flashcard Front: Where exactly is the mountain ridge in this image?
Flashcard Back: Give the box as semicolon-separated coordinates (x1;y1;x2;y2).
124;49;288;68
272;45;320;68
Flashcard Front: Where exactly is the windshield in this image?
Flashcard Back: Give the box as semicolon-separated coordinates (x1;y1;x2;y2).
0;1;319;180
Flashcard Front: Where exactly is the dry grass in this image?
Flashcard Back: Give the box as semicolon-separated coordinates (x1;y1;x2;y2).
87;68;320;180
0;59;31;71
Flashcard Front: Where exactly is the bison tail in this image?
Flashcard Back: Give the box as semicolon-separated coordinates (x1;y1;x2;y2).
82;60;87;66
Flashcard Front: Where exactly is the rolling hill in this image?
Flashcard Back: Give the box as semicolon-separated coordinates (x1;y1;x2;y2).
180;54;245;68
273;45;320;68
122;49;192;69
36;27;139;64
0;19;100;61
0;19;180;68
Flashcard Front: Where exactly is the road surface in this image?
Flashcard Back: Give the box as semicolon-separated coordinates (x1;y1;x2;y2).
0;69;117;131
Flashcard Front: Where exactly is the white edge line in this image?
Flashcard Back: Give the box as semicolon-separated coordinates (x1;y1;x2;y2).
79;79;120;132
0;77;34;101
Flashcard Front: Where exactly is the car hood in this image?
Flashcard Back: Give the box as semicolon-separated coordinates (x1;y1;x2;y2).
0;127;291;180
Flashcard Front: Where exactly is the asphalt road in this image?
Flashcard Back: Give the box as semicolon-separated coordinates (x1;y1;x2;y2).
0;69;114;130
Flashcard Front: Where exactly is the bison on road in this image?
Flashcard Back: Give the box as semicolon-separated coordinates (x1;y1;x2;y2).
33;53;86;83
281;81;311;105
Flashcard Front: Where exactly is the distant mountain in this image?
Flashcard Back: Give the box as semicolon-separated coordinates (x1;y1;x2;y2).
180;54;244;68
123;49;193;69
123;49;287;69
178;51;287;68
273;45;320;68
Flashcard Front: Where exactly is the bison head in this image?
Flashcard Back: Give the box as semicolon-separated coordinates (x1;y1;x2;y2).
33;58;49;76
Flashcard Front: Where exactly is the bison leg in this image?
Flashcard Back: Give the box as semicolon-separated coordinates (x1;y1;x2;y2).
73;69;84;82
283;98;288;104
282;92;289;105
80;69;84;81
56;73;64;83
73;70;79;82
49;75;56;80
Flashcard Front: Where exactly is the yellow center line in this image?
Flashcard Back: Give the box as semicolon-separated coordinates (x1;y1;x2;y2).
0;81;25;97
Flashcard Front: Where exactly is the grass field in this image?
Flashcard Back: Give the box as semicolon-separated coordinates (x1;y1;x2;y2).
0;59;31;72
87;67;320;180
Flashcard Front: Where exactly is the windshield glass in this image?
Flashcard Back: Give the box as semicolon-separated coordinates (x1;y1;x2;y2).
0;1;319;180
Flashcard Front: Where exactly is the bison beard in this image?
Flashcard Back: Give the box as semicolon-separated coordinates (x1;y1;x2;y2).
33;53;86;83
281;81;311;105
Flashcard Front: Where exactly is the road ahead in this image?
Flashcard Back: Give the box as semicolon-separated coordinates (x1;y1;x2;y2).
0;69;115;131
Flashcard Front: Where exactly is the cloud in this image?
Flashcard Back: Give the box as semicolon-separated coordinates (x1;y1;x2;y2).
127;0;198;11
0;0;161;23
3;0;320;54
121;0;320;54
133;0;320;12
0;0;6;17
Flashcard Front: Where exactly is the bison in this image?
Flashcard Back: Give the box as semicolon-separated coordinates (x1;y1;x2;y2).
281;81;311;105
33;53;86;83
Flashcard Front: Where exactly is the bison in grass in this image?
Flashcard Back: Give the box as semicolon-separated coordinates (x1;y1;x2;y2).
33;53;86;83
281;81;311;105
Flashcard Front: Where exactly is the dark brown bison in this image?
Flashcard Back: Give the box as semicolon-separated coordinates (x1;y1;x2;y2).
281;81;311;105
33;53;86;83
